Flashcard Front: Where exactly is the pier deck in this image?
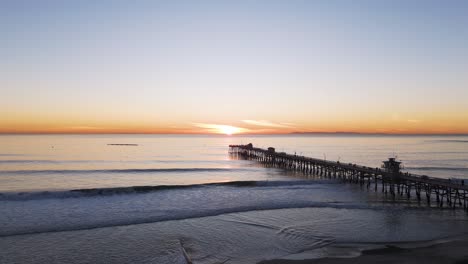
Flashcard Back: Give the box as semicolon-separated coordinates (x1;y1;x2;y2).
229;144;468;211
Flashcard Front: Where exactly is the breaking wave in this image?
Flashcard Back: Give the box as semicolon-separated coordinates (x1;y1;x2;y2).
0;180;335;201
406;166;468;172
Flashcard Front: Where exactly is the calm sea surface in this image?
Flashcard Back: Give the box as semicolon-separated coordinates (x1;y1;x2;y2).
1;135;468;264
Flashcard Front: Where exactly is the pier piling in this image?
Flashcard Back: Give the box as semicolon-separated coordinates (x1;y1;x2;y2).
229;144;468;211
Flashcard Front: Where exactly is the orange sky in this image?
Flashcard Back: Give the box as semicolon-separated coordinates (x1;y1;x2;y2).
2;1;468;135
2;115;468;135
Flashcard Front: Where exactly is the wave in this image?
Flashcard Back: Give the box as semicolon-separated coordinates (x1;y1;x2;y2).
0;201;373;238
0;180;333;201
404;151;468;155
406;166;468;172
0;167;254;175
0;160;62;164
426;140;468;143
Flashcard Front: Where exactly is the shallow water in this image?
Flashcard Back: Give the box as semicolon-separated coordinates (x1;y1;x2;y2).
1;135;468;263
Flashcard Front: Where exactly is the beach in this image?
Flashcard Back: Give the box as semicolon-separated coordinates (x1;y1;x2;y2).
260;238;468;264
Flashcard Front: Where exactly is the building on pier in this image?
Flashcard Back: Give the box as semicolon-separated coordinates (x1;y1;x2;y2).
382;158;403;178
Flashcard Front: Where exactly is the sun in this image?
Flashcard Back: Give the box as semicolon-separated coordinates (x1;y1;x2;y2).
192;123;246;135
218;125;240;135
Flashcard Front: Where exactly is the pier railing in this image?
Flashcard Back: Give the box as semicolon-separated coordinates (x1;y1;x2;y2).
229;144;468;211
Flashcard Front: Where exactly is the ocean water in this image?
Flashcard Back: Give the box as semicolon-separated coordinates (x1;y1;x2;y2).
1;134;468;264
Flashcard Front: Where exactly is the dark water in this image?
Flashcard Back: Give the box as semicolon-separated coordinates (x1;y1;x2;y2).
1;135;468;263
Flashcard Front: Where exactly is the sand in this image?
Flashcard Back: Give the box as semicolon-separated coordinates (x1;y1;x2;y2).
258;238;468;264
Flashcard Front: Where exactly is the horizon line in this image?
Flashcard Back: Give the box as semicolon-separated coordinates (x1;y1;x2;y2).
1;132;468;136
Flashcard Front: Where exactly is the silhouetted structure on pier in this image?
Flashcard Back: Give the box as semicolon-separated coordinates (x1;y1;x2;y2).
229;144;468;211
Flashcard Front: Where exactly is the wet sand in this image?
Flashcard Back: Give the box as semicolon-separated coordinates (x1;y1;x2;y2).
259;238;468;264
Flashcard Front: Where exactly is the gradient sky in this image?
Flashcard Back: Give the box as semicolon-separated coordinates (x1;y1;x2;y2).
1;0;468;134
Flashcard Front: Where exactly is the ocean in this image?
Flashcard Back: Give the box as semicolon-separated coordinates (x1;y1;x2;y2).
1;134;468;264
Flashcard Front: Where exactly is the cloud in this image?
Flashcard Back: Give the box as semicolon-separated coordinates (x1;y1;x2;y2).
241;120;295;128
407;119;422;123
280;122;297;126
68;126;105;130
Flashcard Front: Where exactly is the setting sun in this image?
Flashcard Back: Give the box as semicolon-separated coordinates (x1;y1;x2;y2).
192;123;247;135
218;125;240;135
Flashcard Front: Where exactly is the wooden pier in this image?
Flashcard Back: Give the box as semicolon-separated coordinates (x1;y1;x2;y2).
229;144;468;211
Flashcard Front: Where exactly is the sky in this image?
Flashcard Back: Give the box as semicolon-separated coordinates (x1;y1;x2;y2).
1;0;468;134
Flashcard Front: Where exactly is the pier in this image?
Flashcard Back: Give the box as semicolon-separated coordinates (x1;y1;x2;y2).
229;144;468;211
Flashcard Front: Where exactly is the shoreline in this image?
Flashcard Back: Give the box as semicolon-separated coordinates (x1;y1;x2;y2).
258;237;468;264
